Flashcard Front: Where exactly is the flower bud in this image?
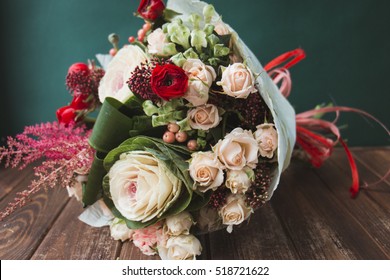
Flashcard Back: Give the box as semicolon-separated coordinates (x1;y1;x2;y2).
108;33;120;46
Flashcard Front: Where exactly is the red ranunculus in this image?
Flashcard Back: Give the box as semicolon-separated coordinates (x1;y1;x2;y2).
151;64;188;100
56;106;77;125
137;0;165;21
70;92;91;110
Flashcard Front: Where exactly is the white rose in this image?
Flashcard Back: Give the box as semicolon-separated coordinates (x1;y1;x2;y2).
182;59;216;106
109;218;134;242
189;151;225;192
254;123;278;158
158;234;202;260
147;28;176;57
217;63;257;98
109;151;182;223
164;211;194;236
187;104;221;131
220;194;252;233
225;168;254;194
66;174;88;201
98;45;148;103
214;128;259;170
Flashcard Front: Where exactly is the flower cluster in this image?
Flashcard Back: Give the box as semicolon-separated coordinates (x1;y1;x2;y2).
58;62;105;125
1;0;386;261
2;0;385;261
81;0;286;259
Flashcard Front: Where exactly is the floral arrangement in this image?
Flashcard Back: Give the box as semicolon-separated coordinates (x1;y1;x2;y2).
1;0;388;260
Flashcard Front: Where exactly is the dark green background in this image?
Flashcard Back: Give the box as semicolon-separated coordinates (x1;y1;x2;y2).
1;0;389;146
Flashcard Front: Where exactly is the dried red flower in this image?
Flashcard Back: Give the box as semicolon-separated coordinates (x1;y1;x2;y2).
150;64;188;100
137;0;165;21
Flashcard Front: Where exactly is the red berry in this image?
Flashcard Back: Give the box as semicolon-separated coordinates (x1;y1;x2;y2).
109;48;117;56
128;36;136;43
68;62;90;76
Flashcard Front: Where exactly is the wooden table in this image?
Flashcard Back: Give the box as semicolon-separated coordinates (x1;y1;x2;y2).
1;147;389;260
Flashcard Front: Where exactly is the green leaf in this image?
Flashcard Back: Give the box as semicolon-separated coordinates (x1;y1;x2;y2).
89;98;153;153
218;34;232;47
214;44;230;57
83;153;106;206
163;8;181;22
186;191;212;212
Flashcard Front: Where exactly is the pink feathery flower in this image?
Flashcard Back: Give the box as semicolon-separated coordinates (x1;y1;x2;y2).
0;122;94;220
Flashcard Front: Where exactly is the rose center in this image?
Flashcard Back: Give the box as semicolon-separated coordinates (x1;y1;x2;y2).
197;167;211;181
232;71;246;91
127;181;137;199
195;111;208;123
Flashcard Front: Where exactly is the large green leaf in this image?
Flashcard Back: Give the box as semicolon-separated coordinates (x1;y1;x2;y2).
83;152;106;206
89;97;154;153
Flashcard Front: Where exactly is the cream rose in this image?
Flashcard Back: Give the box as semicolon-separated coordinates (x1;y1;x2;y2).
182;59;216;106
254;123;278;158
147;28;176;57
225;168;254;194
109;218;134;242
214;128;259;170
98;45;148;103
220;194;252;233
214;20;230;36
189;151;225;192
109;151;182;223
187;104;221;131
158;234;202;260
164;211;194;236
217;63;257;98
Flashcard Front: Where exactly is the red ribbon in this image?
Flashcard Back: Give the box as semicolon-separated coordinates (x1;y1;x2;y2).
264;48;306;72
296;106;389;198
265;49;389;197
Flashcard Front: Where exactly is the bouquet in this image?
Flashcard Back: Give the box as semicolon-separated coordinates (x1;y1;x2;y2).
1;0;388;260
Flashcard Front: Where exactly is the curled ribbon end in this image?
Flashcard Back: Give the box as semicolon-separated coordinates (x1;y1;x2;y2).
349;187;359;199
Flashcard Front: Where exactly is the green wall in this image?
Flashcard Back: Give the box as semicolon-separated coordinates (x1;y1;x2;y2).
1;0;389;146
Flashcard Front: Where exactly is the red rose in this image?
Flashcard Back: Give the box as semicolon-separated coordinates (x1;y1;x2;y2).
151;64;188;100
56;106;77;125
137;0;165;21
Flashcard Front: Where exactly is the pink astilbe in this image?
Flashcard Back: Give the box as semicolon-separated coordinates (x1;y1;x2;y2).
0;122;94;220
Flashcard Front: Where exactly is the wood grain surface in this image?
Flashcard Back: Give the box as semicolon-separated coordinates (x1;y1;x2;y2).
0;147;389;260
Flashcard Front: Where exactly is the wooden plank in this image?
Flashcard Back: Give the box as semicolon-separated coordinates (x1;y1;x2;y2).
312;150;390;258
271;159;388;259
352;147;390;185
119;242;160;260
207;203;299;260
0;166;34;201
32;198;121;260
0;167;70;259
